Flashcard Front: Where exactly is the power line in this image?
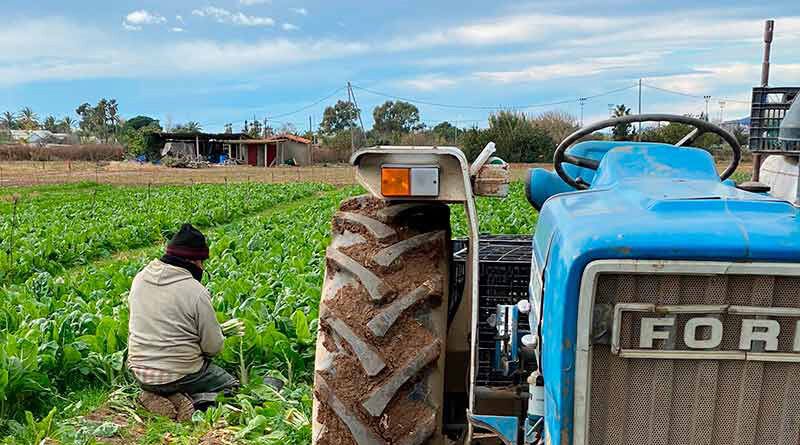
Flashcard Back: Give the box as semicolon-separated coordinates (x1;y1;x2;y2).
642;83;750;104
351;83;637;111
265;86;347;119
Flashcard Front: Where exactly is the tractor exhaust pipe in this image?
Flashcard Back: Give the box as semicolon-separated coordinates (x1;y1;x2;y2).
753;19;775;182
761;20;775;88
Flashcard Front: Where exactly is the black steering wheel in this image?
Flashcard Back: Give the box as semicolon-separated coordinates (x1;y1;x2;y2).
553;114;742;190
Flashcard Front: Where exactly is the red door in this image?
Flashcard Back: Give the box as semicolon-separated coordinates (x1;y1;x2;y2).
267;143;276;166
247;145;258;166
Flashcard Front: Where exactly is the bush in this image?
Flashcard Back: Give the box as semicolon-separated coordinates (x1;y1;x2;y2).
460;111;556;162
0;144;124;161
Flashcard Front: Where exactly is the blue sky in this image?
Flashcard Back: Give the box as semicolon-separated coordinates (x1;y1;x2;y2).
2;0;799;132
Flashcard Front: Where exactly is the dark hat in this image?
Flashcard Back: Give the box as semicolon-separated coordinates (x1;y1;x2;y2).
166;224;209;260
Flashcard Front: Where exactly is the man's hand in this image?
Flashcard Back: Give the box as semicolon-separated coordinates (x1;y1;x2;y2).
221;318;245;337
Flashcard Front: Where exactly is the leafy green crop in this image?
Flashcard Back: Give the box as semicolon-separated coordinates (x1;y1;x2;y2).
0;180;537;443
0;182;330;284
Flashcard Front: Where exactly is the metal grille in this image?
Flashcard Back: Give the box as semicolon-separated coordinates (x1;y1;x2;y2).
452;235;532;386
588;273;800;445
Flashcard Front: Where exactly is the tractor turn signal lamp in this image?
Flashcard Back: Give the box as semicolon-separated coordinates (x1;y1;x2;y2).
381;165;439;197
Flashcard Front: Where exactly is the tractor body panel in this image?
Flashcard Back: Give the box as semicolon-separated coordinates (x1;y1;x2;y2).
530;142;800;445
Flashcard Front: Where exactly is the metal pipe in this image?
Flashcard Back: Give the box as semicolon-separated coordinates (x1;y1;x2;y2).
761;20;774;88
754;20;775;182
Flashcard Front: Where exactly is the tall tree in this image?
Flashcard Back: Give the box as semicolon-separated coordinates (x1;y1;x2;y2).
18;107;40;130
120;115;163;159
0;111;16;130
43;115;59;132
58;116;75;133
320;100;359;135
432;121;457;143
372;101;421;135
76;98;121;143
611;104;634;141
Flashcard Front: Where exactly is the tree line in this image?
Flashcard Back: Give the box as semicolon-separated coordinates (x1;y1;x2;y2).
3;97;749;162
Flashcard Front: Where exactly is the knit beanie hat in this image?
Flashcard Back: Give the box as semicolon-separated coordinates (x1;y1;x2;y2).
166;223;209;260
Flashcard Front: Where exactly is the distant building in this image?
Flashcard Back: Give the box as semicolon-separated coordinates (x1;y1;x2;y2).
223;133;313;167
157;132;249;162
10;130;77;145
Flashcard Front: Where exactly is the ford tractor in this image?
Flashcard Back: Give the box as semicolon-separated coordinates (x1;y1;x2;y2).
310;93;800;444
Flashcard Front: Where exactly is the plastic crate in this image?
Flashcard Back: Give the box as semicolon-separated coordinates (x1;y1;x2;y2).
450;235;533;386
749;87;800;153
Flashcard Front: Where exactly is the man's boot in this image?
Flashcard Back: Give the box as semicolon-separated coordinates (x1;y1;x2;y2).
138;391;177;420
167;393;195;421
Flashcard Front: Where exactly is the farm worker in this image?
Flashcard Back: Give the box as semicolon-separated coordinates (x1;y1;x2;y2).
127;223;244;420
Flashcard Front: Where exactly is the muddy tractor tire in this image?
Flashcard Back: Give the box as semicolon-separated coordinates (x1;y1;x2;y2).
312;195;450;445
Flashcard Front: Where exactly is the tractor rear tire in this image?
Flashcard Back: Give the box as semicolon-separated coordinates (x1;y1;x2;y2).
312;196;450;445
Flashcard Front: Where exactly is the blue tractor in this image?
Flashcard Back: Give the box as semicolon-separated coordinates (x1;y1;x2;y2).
310;103;800;445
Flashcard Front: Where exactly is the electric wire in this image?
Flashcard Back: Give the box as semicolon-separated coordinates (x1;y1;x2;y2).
351;83;638;111
642;83;750;104
264;86;347;119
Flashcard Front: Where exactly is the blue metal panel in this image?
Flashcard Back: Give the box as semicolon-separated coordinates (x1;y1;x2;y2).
532;142;800;445
470;414;519;445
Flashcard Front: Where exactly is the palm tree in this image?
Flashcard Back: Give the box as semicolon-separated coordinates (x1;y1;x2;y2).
0;111;16;130
612;104;633;141
184;121;202;133
59;116;75;133
174;121;203;133
43;115;58;132
18;107;40;130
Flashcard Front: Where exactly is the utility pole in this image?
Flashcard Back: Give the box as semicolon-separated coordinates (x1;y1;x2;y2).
308;115;312;139
579;97;587;126
346;82;357;153
718;100;726;123
637;78;642;140
703;96;711;121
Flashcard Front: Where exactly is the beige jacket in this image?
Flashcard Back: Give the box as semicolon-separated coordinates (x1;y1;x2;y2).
127;259;224;378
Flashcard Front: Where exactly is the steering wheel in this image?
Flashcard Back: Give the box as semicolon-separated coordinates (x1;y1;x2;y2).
553;113;742;190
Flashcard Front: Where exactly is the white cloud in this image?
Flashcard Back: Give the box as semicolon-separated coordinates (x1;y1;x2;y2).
399;75;459;91
176;15;184;23
0;18;369;86
124;10;167;26
291;8;308;16
647;63;800;98
475;51;666;84
282;23;299;31
387;14;617;50
192;7;274;27
170;27;185;33
122;21;141;31
240;0;270;5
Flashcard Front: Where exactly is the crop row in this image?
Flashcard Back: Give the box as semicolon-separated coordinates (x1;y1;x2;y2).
0;185;360;442
0;182;330;284
0;181;538;443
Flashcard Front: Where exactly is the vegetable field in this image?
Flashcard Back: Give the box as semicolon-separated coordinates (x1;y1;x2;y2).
0;181;537;444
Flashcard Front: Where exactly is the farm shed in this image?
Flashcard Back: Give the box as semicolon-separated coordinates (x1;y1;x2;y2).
157;132;248;162
222;134;313;167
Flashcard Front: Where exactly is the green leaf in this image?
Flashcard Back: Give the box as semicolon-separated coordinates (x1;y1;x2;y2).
291;310;312;345
236;414;269;439
62;344;81;366
0;369;8;398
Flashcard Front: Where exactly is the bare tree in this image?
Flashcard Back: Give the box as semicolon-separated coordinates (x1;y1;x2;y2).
531;111;579;144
